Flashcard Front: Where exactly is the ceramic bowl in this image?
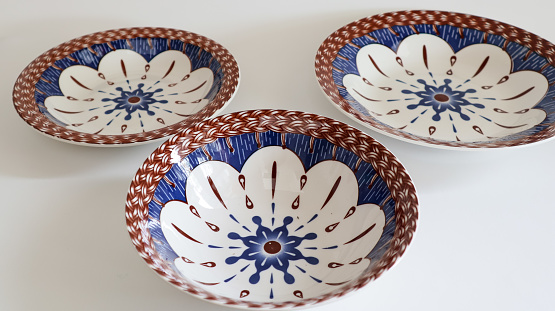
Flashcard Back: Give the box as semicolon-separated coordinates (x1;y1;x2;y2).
315;10;555;149
13;27;239;146
126;110;418;309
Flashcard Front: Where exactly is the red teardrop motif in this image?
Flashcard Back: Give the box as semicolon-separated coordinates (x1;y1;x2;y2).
344;206;356;219
328;262;344;268
190;205;201;218
246;196;253;209
205;221;219;232
325;222;339;232
350;258;362;264
300;175;307;190
292;196;300;209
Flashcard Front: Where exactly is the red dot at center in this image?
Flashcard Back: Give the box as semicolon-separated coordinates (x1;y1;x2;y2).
264;241;281;254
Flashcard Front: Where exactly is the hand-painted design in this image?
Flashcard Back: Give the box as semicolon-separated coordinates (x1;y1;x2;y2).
44;49;215;136
155;131;393;303
226;216;318;285
341;32;550;143
240;290;250;298
102;83;167;120
402;79;481;121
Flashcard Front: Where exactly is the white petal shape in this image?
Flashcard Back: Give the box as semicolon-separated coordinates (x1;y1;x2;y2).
475;70;549;112
355;44;404;86
396;34;454;78
451;43;511;86
451;108;547;140
303;203;385;260
161;200;242;260
293;160;359;224
45;96;105;116
97;50;148;82
45;95;150;135
44;97;115;133
57;65;106;99
281;258;370;299
166;67;214;99
343;74;402;103
148;50;192;82
239;147;306;226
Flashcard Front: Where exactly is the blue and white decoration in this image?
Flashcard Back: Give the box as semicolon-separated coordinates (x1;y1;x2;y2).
338;28;555;143
148;131;394;302
37;38;222;135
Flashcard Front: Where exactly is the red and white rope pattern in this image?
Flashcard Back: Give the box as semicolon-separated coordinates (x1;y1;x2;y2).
315;10;555;148
125;110;418;309
12;27;240;145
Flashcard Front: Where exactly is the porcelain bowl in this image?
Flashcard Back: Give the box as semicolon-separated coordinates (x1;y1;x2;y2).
13;27;239;146
125;110;418;309
315;10;555;149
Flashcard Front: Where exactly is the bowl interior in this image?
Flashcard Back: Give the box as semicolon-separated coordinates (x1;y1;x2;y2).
35;37;224;136
148;130;396;303
319;12;555;148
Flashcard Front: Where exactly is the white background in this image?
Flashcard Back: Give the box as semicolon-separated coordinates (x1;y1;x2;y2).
1;1;554;310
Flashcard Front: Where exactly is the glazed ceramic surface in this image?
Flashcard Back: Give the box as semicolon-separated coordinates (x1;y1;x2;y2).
315;10;555;149
126;110;418;309
13;27;239;146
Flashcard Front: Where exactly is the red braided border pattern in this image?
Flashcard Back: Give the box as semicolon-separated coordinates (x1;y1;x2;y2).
125;110;418;309
315;10;555;148
12;27;239;145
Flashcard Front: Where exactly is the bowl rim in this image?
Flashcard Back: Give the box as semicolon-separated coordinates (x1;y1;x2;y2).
315;10;555;149
125;109;418;309
12;26;240;146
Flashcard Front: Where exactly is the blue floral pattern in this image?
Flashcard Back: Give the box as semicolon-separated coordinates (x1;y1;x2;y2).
402;79;481;121
42;48;216;135
153;132;392;302
339;28;552;143
226;216;318;285
103;84;167;120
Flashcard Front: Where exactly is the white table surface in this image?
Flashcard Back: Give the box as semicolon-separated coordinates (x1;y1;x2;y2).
1;1;554;310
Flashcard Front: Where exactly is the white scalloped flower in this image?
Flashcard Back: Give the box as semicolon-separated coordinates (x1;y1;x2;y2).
160;146;386;302
45;50;214;135
343;34;548;142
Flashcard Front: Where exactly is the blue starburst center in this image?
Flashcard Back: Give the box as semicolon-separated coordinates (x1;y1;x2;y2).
102;83;168;120
225;216;318;285
402;79;484;121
